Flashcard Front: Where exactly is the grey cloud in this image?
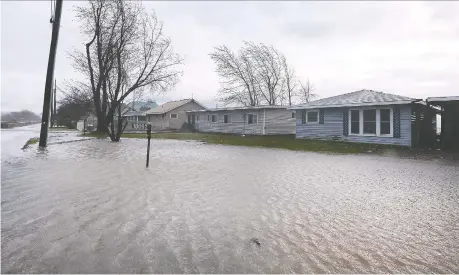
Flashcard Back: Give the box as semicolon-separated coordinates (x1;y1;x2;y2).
2;1;459;113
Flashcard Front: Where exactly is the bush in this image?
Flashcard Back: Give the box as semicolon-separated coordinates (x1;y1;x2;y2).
180;122;196;132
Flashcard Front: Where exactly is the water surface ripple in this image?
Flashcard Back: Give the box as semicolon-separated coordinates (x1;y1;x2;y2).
2;138;459;273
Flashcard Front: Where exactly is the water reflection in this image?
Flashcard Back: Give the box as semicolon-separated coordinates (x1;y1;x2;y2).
2;138;459;273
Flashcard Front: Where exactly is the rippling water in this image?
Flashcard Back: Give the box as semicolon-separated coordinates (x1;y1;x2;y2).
2;135;459;273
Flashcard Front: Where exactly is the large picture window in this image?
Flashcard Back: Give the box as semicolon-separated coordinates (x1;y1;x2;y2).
349;108;393;136
363;109;376;134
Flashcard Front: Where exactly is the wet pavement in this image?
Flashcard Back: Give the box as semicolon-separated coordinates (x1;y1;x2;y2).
1;127;459;273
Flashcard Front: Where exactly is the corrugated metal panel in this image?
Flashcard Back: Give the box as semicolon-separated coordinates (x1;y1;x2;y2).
296;105;412;146
193;109;295;135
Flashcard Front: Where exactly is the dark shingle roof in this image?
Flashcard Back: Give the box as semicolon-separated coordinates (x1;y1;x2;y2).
291;90;418;109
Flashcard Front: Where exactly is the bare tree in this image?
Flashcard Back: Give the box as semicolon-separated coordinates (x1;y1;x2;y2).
298;79;317;103
56;81;93;127
243;42;285;106
210;41;312;107
71;0;183;141
209;45;259;106
280;54;298;106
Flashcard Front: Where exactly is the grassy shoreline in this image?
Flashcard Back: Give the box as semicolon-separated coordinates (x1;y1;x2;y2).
22;137;39;150
82;131;405;154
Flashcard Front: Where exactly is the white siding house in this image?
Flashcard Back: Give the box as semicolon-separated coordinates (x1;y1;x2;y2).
187;106;296;135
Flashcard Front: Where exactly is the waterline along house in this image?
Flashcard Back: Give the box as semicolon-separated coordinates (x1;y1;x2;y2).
290;90;428;147
186;106;296;135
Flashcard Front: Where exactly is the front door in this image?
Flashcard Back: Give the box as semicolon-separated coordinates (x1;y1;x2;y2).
188;114;196;125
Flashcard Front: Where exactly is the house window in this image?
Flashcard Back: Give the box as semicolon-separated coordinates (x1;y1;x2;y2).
196;114;200;121
138;116;146;122
380;109;391;135
291;112;295;119
307;111;318;123
248;114;258;124
349;108;393;136
363;109;376;134
211;114;217;122
224;114;230;123
207;114;210;121
170;113;177;119
350;110;360;134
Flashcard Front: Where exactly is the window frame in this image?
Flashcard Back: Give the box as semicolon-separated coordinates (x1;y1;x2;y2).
207;114;211;121
247;113;258;125
348;107;393;137
350;109;360;135
363;109;377;135
196;114;200;121
291;112;296;119
211;114;217;123
223;114;231;124
306;110;319;123
170;113;178;119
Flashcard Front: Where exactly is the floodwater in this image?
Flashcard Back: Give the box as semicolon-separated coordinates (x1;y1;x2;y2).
1;128;459;273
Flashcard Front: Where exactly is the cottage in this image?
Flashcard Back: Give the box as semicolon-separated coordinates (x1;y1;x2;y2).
144;99;206;130
186;106;296;135
291;90;423;147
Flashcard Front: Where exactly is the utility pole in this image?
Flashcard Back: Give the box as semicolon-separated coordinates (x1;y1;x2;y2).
39;0;63;147
50;84;54;127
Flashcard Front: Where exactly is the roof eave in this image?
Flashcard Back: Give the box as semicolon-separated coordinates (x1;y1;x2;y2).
289;100;419;110
426;96;459;103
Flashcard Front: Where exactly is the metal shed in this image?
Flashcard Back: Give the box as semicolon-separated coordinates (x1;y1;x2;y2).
426;96;459;151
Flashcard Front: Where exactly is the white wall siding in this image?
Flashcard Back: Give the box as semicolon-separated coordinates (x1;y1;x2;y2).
296;105;412;146
193;108;295;135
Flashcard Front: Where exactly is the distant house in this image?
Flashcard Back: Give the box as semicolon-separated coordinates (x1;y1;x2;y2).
290;90;423;147
144;99;206;130
186;106;296;135
123;100;157;122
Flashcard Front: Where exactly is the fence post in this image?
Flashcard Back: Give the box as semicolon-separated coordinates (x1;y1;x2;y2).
146;122;152;168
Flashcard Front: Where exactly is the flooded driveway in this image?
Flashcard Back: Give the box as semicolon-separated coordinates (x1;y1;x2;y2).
1;135;459;273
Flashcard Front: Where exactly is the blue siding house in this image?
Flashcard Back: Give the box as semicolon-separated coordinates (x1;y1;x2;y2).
291;90;421;147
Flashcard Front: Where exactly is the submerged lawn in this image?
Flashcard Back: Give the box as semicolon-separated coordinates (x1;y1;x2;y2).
114;132;404;154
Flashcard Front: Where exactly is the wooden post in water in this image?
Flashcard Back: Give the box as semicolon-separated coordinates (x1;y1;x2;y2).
146;123;152;168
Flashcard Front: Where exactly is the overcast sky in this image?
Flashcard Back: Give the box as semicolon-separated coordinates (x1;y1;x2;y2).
1;1;459;113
